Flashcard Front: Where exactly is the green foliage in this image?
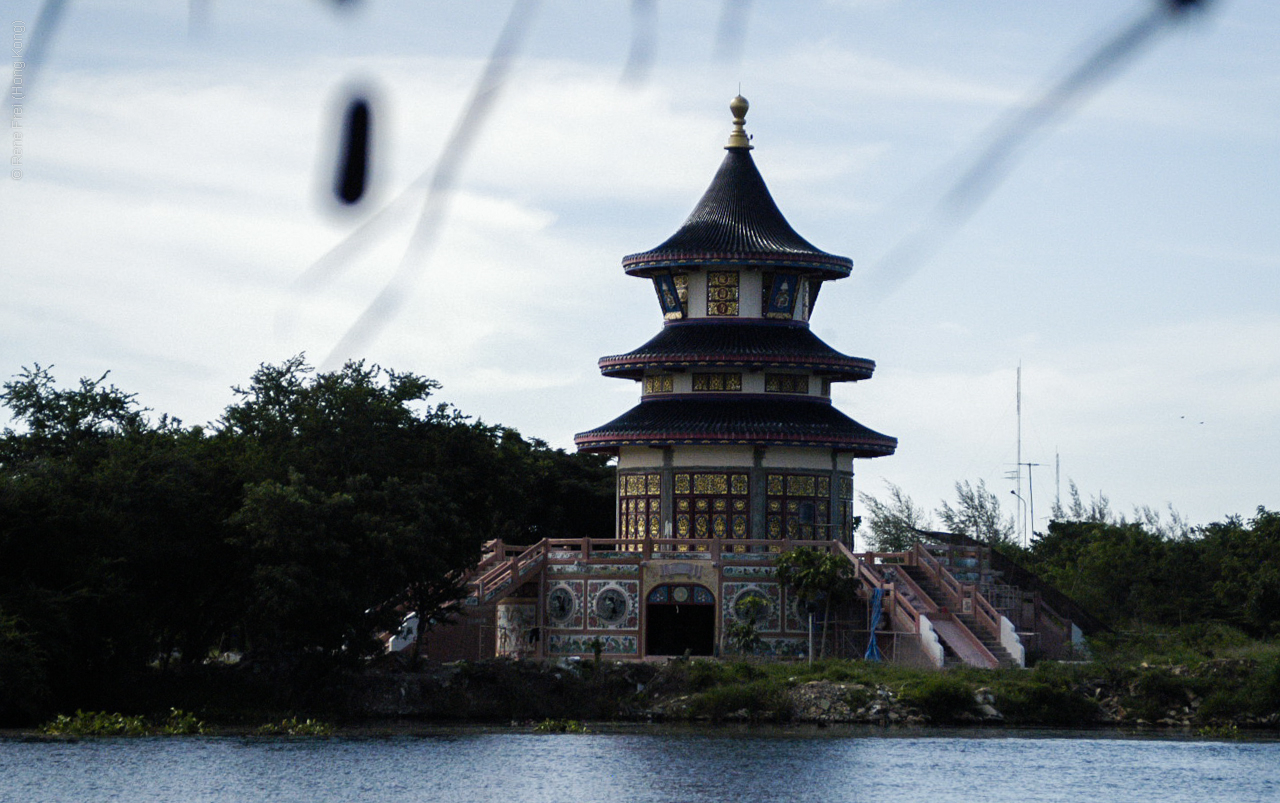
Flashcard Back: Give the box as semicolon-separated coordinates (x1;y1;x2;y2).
684;659;764;692
255;716;334;736
858;480;930;552
775;547;859;658
159;708;209;735
898;674;976;723
533;718;590;733
0;358;615;723
937;479;1015;547
685;679;793;722
40;710;151;737
726;595;767;656
37;707;209;736
996;663;1100;727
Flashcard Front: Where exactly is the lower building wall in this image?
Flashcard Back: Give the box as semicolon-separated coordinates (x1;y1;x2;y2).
418;606;496;662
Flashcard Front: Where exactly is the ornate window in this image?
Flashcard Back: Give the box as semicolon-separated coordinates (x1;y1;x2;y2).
618;472;662;547
706;271;739;316
644;374;674;394
691;372;742;392
673;472;749;547
762;272;799;319
765;472;832;541
653;273;688;320
765;374;809;394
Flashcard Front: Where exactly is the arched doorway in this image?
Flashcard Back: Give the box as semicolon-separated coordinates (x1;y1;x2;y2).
645;584;716;656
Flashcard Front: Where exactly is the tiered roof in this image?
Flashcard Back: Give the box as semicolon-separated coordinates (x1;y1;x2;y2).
575;96;895;459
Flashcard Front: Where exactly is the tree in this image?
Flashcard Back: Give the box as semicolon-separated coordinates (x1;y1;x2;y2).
937;479;1015;547
775;547;859;658
858;480;930;552
725;595;766;657
1204;508;1280;636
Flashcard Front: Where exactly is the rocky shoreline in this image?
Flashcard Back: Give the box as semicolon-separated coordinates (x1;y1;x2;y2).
343;656;1280;731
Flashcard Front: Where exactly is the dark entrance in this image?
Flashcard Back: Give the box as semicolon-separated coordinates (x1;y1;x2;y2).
645;584;716;656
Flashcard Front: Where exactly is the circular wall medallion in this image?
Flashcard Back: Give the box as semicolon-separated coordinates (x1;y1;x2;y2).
733;588;770;624
595;588;628;623
672;586;690;603
548;587;575;623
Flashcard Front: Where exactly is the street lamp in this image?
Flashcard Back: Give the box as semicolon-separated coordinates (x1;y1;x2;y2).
1010;490;1027;547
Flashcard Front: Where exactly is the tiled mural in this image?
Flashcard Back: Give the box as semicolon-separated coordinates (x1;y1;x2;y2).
545;580;584;629
721;581;781;633
587;580;640;629
546;634;639;655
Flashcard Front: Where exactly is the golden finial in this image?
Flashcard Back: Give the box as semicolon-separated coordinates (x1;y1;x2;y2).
726;94;753;150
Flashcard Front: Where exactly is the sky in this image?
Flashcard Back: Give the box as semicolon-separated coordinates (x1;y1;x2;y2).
4;0;1278;542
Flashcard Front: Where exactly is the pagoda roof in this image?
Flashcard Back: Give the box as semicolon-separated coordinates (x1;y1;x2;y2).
574;397;897;457
621;148;853;279
599;321;875;381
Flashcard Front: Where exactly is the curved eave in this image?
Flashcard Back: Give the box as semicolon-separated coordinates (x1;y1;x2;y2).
621;148;853;281
573;397;897;458
597;321;876;381
622;252;852;280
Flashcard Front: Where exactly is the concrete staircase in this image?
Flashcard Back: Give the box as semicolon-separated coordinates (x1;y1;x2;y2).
903;564;1019;670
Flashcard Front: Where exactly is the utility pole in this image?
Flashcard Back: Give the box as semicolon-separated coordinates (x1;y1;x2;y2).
1020;462;1042;540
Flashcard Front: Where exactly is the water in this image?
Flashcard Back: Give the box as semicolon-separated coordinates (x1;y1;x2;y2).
2;727;1277;803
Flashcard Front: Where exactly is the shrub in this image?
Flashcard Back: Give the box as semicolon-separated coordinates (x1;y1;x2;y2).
159;708;208;735
686;679;792;722
533;718;590;734
899;675;975;723
40;710;150;737
255;717;334;736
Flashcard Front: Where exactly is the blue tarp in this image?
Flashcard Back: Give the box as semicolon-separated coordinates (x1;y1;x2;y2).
864;587;885;662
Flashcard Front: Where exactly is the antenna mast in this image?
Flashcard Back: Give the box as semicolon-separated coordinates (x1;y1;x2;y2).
1016;364;1023;545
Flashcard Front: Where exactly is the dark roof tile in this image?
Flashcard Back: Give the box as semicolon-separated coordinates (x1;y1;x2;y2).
622;149;852;278
574;397;896;457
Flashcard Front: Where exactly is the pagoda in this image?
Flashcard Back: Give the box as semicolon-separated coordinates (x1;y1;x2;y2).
575;95;897;550
420;99;1079;666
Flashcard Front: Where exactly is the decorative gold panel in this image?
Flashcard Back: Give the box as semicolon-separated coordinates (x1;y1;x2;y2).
817;477;830;496
676;514;690;537
691;373;742;392
644;375;674;394
786;475;816;496
706;271;739;316
765;374;809;394
731;474;748;495
675;474;691;494
767;475;783;495
693;473;729;495
647;474;662;495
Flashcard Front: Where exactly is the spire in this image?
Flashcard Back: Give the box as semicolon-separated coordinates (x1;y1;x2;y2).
726;94;753;150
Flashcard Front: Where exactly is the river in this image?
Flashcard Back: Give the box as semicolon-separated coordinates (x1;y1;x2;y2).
2;727;1277;803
